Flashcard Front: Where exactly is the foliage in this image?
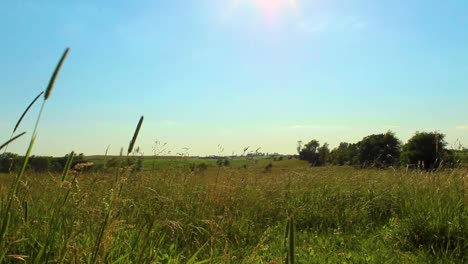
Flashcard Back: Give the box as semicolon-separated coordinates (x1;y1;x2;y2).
189;162;208;173
401;132;449;170
215;159;230;167
0;153;22;173
0;153;86;173
357;131;401;167
298;140;329;166
317;143;330;166
329;142;359;166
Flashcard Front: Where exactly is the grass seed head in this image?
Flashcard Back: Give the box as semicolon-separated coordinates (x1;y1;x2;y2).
128;115;144;155
44;47;70;100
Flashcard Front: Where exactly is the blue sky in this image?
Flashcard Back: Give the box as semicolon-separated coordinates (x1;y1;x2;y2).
1;0;467;156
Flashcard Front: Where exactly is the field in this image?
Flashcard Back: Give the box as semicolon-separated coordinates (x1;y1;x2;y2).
0;158;466;263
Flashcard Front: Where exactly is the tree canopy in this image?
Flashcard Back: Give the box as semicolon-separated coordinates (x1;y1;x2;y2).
357;131;401;167
401;131;449;170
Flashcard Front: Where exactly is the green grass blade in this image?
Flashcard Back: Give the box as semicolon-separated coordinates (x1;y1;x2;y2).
13;91;44;133
0;132;26;152
0;134;36;261
289;216;295;264
61;151;75;182
186;241;208;264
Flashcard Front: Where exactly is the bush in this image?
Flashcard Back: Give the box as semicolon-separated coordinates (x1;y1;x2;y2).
0;152;22;173
329;143;359;166
401;132;448;170
216;159;230;167
357;131;401;167
298;140;329;166
28;156;52;172
197;162;208;172
107;157;122;169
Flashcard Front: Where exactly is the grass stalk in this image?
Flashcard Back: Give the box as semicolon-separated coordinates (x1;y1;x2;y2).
2;91;43;153
0;48;69;261
284;216;295;264
0;132;27;152
61;151;75;182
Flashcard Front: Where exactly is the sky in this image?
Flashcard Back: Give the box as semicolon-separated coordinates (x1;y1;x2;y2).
0;0;467;157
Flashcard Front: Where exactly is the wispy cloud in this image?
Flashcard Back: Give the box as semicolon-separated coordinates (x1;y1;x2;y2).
456;125;468;130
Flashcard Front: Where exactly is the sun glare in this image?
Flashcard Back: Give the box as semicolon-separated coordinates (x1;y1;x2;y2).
231;0;299;23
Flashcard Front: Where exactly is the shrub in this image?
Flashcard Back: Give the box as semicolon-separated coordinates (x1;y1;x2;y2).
0;153;22;173
357;131;401;167
298;140;329;166
401;132;448;170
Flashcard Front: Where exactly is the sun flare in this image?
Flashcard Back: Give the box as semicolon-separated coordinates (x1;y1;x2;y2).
231;0;299;22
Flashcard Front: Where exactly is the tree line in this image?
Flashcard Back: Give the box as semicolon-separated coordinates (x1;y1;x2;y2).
298;131;467;170
0;153;85;173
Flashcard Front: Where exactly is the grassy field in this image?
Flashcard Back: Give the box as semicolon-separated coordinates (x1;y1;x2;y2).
0;158;466;263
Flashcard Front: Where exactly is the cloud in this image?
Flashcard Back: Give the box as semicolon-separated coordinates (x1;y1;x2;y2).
384;125;400;129
456;125;468;130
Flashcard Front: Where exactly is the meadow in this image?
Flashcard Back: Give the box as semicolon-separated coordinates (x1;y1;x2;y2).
1;49;466;263
0;158;466;263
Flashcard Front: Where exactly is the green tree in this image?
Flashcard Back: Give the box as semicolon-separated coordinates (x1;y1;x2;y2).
0;152;21;173
329;142;359;165
401;131;448;170
28;156;52;172
317;143;330;166
298;140;329;166
357;131;401;167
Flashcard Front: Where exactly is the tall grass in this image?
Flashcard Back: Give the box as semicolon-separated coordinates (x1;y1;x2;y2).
0;132;26;152
0;48;70;262
0;162;465;263
90;115;145;263
0;49;466;263
1;91;43;154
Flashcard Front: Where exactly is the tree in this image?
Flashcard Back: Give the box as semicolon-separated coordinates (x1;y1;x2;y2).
401;131;448;170
329;142;359;165
0;152;21;173
28;156;52;172
357;131;401;167
317;143;330;166
298;140;329;166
